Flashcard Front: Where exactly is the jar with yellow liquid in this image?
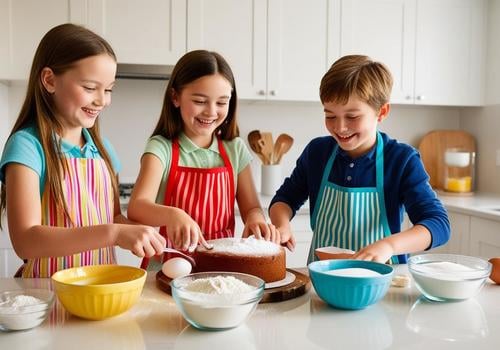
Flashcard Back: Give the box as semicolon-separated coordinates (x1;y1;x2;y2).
444;149;475;193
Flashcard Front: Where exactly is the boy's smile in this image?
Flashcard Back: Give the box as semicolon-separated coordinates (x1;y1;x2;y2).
323;96;389;159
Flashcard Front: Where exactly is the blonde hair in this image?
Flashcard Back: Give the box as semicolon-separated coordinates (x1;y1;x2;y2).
319;55;393;111
0;23;118;228
152;50;239;140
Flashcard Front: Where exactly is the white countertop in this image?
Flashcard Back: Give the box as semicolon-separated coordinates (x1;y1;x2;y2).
439;192;500;222
1;265;499;349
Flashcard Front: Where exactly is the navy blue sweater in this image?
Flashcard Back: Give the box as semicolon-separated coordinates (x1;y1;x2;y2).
270;132;450;262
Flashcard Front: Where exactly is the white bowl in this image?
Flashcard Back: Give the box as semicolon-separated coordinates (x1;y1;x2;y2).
408;254;491;302
171;272;264;330
0;289;54;331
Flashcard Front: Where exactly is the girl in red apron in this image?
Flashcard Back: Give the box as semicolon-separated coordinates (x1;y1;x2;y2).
0;24;165;278
128;50;280;269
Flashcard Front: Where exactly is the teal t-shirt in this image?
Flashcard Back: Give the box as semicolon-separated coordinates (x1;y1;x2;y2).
144;133;252;203
0;126;121;196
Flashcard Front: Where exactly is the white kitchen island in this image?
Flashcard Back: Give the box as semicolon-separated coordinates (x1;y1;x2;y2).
1;265;499;349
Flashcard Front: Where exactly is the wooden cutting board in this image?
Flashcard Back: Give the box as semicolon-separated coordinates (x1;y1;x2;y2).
418;130;476;190
156;268;311;303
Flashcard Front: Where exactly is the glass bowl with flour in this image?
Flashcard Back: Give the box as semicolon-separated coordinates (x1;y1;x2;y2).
408;254;492;302
0;289;54;331
171;272;264;331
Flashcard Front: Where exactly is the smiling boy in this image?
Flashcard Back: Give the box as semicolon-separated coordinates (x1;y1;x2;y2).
269;55;450;264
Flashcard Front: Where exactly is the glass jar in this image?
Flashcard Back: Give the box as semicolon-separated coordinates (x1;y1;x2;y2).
443;148;475;193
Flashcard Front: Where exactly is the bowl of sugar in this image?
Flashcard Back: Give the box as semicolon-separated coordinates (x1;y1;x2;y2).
408;254;491;302
308;260;393;310
171;272;264;331
0;289;54;331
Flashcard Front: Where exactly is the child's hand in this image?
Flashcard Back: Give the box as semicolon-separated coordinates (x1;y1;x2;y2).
165;207;207;252
276;224;296;252
115;224;166;258
242;222;280;245
352;239;394;263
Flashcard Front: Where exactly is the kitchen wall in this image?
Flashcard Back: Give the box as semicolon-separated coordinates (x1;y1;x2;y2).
460;0;500;194
0;82;8;148
2;79;461;188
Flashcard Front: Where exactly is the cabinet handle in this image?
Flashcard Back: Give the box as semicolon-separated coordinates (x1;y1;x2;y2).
417;95;425;101
258;90;265;96
269;90;276;96
405;95;412;100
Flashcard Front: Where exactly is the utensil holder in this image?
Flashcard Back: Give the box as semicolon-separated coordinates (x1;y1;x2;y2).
261;164;282;196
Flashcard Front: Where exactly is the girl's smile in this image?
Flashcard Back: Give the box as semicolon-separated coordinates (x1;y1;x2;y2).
173;74;232;148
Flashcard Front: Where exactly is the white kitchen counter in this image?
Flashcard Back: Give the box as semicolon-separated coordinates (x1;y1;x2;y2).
439;192;500;222
1;265;499;349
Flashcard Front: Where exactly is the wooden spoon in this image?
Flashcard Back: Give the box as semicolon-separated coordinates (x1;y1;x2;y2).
273;134;293;164
247;130;267;164
260;132;274;165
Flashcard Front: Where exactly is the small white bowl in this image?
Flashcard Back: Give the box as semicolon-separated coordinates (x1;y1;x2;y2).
408;254;491;302
171;272;264;330
0;289;54;331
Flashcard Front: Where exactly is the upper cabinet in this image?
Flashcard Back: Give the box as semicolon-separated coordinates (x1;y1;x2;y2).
187;0;339;101
0;0;84;80
86;0;186;65
339;0;487;106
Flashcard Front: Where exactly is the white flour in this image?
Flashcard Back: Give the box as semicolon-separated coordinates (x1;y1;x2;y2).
197;237;281;256
0;294;47;331
177;276;259;329
411;261;487;300
325;268;382;278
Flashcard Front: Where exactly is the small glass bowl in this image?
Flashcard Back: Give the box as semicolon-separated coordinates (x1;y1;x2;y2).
408;254;491;302
171;272;264;331
0;289;54;331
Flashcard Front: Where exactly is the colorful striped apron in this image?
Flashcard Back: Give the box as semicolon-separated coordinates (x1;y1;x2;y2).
21;157;116;278
308;132;398;264
141;138;235;268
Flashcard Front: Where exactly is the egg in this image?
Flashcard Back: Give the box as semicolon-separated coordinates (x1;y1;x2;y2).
162;257;192;279
488;257;500;284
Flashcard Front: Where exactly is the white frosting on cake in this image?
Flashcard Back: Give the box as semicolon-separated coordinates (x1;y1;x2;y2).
198;237;281;256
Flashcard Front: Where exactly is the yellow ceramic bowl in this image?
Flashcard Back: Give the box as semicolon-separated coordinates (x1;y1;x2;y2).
51;265;146;320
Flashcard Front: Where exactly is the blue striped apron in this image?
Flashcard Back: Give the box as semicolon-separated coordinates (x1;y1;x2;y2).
308;132;398;264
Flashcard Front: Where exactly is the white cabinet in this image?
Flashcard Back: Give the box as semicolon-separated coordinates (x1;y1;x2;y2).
287;213;312;268
86;0;186;65
339;0;486;106
469;216;500;259
414;0;486;106
0;0;85;80
187;0;339;101
340;0;416;104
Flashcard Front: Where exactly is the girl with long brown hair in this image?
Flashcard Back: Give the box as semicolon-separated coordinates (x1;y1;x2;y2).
0;23;165;277
127;50;280;270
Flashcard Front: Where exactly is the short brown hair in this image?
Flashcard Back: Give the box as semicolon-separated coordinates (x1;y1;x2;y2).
319;55;393;111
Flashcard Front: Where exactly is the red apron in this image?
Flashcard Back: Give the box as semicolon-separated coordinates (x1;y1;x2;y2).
141;138;235;268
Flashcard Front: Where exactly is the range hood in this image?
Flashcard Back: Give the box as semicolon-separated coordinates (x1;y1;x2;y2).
116;63;172;80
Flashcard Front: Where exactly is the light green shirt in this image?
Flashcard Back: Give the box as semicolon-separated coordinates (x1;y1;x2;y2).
144;133;252;203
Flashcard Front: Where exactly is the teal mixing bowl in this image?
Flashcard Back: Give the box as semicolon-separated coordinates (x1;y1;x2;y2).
308;260;393;310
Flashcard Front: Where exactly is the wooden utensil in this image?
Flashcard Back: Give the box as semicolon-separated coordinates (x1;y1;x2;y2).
418;130;475;190
248;130;267;164
273;133;293;164
260;132;274;165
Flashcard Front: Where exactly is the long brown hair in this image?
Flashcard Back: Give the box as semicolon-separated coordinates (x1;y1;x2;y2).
152;50;239;140
0;23;118;228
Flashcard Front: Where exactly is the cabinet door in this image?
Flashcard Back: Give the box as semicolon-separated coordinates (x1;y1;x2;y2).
340;0;416;104
469;216;500;259
87;0;186;65
267;0;339;101
415;0;486;106
187;0;267;100
431;211;470;255
0;0;83;80
286;214;312;268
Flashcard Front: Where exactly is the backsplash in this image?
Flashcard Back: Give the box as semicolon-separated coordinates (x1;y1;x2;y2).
3;80;462;190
